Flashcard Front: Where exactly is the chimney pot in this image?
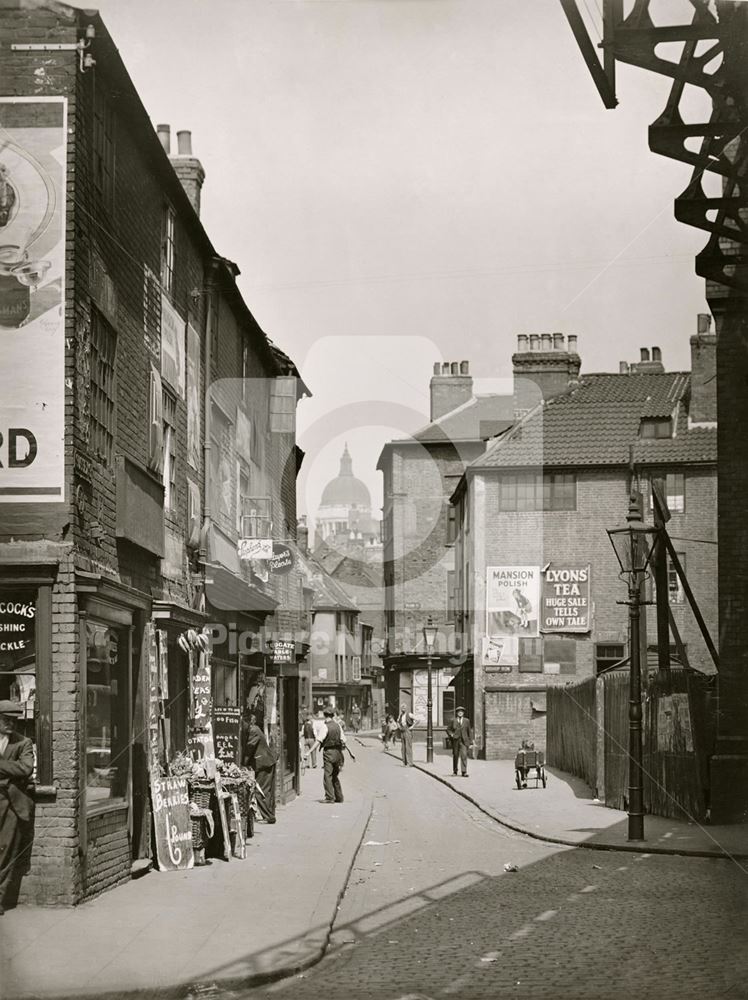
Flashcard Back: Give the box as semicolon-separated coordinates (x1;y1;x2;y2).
619;361;629;374
176;130;193;156
697;313;712;335
450;362;459;375
529;334;540;351
652;346;662;362
640;348;650;362
442;362;450;375
568;334;577;352
433;362;441;376
460;360;469;375
553;332;564;350
157;123;171;154
517;334;528;352
541;333;553;351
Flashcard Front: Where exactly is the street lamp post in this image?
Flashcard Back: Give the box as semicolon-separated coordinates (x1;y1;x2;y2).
423;617;438;764
607;493;659;842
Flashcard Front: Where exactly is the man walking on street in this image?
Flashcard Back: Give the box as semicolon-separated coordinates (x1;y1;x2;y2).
397;704;415;766
447;706;474;777
305;708;346;803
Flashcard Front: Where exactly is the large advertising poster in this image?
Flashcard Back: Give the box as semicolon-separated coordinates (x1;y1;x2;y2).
0;98;67;503
161;293;185;398
486;566;540;638
541;565;591;633
186;322;201;469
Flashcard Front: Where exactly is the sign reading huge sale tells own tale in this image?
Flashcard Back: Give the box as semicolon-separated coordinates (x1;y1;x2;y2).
541;565;591;633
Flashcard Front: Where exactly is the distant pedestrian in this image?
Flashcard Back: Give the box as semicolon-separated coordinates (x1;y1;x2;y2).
302;715;318;768
305;708;346;803
382;714;398;750
0;700;34;914
350;701;362;733
242;713;277;823
397;705;415;766
447;706;474;777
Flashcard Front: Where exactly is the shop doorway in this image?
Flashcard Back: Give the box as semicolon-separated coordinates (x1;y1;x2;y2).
282;676;299;798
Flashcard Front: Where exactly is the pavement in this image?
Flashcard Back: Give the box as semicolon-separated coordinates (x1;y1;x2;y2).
0;768;373;1000
382;739;748;860
2;737;747;1000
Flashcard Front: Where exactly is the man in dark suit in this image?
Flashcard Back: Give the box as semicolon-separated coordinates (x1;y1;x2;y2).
447;706;474;778
0;700;34;914
242;713;277;823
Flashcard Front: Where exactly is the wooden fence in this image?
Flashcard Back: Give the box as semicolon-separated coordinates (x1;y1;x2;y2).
547;668;714;821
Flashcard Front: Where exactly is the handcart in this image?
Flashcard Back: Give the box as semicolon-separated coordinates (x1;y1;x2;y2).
514;747;546;789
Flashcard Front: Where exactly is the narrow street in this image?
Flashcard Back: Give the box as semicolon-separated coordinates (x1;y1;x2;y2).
238;738;747;1000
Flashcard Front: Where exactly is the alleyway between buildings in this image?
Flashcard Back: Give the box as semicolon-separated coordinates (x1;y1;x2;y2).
2;738;747;1000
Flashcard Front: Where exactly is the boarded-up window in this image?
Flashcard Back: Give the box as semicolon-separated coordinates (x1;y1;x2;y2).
518;637;543;672
543;637;577;675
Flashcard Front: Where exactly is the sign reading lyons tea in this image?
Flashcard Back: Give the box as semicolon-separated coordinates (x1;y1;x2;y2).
541;565;591;633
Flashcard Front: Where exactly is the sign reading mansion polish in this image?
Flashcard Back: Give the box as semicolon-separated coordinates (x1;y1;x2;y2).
541;565;591;633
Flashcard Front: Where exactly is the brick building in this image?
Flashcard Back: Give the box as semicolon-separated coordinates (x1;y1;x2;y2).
377;362;513;737
0;0;308;905
452;333;717;758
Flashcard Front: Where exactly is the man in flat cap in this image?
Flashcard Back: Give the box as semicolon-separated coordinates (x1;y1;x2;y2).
0;700;34;914
446;706;474;778
304;707;347;803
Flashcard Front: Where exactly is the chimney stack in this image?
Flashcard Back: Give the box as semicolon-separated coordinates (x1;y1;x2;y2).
168;127;206;217
157;124;171;154
430;360;474;421
690;314;717;424
630;346;665;373
512;331;581;413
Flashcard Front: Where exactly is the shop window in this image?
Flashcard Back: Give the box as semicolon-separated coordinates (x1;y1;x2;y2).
85;619;129;807
212;659;238;707
90;309;116;467
0;591;39;781
543;637;577;674
518;637;543;672
160;203;175;295
668;552;686;604
595;643;625;675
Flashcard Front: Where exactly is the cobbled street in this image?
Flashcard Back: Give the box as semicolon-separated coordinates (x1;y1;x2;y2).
240;738;748;1000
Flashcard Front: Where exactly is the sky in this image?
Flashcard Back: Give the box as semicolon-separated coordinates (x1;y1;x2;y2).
90;0;710;527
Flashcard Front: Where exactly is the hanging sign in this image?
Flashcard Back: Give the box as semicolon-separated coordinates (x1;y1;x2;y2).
212;706;241;766
486;566;540;638
268;639;295;666
150;775;194;871
191;650;211;725
540;565;591;633
238;537;273;561
269;543;294;575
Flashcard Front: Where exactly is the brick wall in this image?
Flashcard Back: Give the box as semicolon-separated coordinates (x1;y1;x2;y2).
82;809;130;900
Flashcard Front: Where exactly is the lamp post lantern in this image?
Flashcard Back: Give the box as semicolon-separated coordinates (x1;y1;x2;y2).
607;493;659;842
423;617;438;764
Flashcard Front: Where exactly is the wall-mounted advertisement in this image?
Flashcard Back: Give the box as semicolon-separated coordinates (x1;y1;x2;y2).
0;98;67;503
486;566;540;638
481;636;518;670
541;565;591;633
161;293;185;398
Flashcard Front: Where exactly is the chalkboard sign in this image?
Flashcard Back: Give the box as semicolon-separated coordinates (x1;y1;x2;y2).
213;706;241;766
191;651;211;726
187;729;217;778
150;775;194;871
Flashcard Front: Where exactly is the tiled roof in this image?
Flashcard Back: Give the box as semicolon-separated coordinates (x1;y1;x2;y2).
476;372;716;470
413;394;514;444
296;550;359;612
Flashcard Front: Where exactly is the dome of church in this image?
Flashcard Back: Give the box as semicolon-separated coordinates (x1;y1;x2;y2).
320;444;371;509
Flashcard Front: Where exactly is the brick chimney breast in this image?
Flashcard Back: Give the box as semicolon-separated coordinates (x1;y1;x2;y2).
512;333;581;413
430;361;474;421
169;129;206;217
690;315;717;424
